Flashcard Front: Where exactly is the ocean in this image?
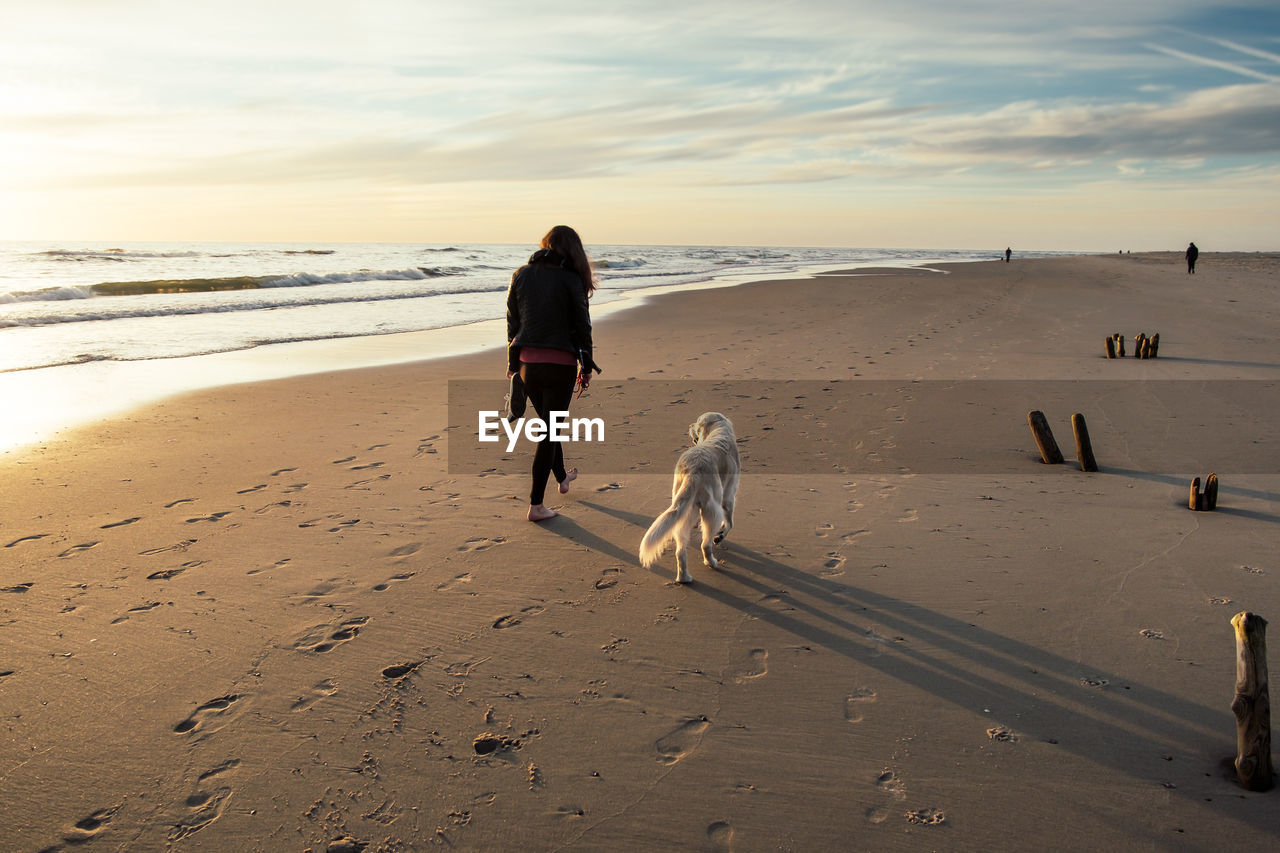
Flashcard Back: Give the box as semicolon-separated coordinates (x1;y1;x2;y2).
0;241;1056;374
0;240;1071;451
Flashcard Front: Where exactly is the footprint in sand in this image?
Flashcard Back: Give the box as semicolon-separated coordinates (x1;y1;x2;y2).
283;482;309;493
5;533;49;548
1208;596;1233;606
373;572;416;591
247;558;290;577
165;498;196;508
820;553;847;578
254;500;292;515
111;601;163;624
351;461;385;471
896;509;920;523
594;568;621;590
139;539;197;556
382;660;425;680
290;679;340;712
236;484;267;495
493;605;546;630
57;542;100;558
168;786;232;842
1139;628;1165;640
99;517;141;529
840;529;869;544
655;716;710;765
345;474;391;490
814;523;835;538
61;807;119;845
905;808;946;826
437;573;473;591
270;467;297;477
844;687;878;723
174;694;243;735
332;456;356;464
707;821;735;852
1;582;34;594
866;806;891;824
292;616;369;654
987;726;1018;742
595;483;622;492
298;513;343;529
185;511;232;524
875;769;906;801
730;649;769;684
387;542;424;558
459;537;507;552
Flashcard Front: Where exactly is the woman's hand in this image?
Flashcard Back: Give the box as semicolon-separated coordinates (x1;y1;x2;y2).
506;370;515;379
576;370;591;392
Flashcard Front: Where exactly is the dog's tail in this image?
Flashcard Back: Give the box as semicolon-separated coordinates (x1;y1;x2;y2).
639;478;699;567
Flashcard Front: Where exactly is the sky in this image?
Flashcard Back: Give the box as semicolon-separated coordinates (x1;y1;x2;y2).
1;0;1278;251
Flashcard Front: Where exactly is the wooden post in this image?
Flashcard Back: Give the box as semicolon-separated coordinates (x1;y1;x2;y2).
1028;411;1064;464
1135;333;1147;358
1189;477;1202;510
1105;336;1116;359
1205;473;1219;510
1150;332;1160;358
1071;413;1098;472
1231;611;1274;791
1116;334;1126;357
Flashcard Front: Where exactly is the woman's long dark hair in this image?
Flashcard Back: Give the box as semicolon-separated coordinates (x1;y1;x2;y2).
541;225;596;297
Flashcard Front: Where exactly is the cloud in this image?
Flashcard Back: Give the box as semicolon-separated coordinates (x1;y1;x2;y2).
1145;43;1280;82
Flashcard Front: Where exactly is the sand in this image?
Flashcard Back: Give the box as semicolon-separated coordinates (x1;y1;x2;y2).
2;253;1279;851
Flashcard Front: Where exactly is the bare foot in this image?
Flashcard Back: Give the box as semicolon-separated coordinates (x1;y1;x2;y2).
559;468;579;495
527;504;558;522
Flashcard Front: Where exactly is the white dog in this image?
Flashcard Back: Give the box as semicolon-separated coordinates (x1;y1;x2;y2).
639;412;740;583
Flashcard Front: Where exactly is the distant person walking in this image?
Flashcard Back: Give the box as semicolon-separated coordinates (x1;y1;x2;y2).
506;225;601;522
1186;242;1199;274
1005;247;1012;263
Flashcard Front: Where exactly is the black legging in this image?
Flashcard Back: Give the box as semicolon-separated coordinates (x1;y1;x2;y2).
519;361;578;505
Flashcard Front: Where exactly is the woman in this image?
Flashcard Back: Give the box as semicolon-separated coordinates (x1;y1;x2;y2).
506;225;601;521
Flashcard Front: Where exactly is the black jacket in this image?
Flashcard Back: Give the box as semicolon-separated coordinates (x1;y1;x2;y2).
506;249;597;373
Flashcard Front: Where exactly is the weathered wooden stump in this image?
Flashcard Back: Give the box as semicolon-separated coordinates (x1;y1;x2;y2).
1150;332;1160;358
1116;334;1126;357
1189;476;1202;510
1135;333;1148;358
1105;336;1116;359
1231;611;1274;791
1028;410;1064;465
1205;473;1219;511
1071;413;1097;472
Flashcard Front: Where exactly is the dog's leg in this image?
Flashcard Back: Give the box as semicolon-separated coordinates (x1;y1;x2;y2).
715;477;738;544
700;507;721;569
675;548;692;584
700;538;718;570
673;525;692;583
715;498;734;545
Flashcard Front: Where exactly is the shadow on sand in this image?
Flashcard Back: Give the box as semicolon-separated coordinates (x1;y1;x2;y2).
561;498;1274;832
